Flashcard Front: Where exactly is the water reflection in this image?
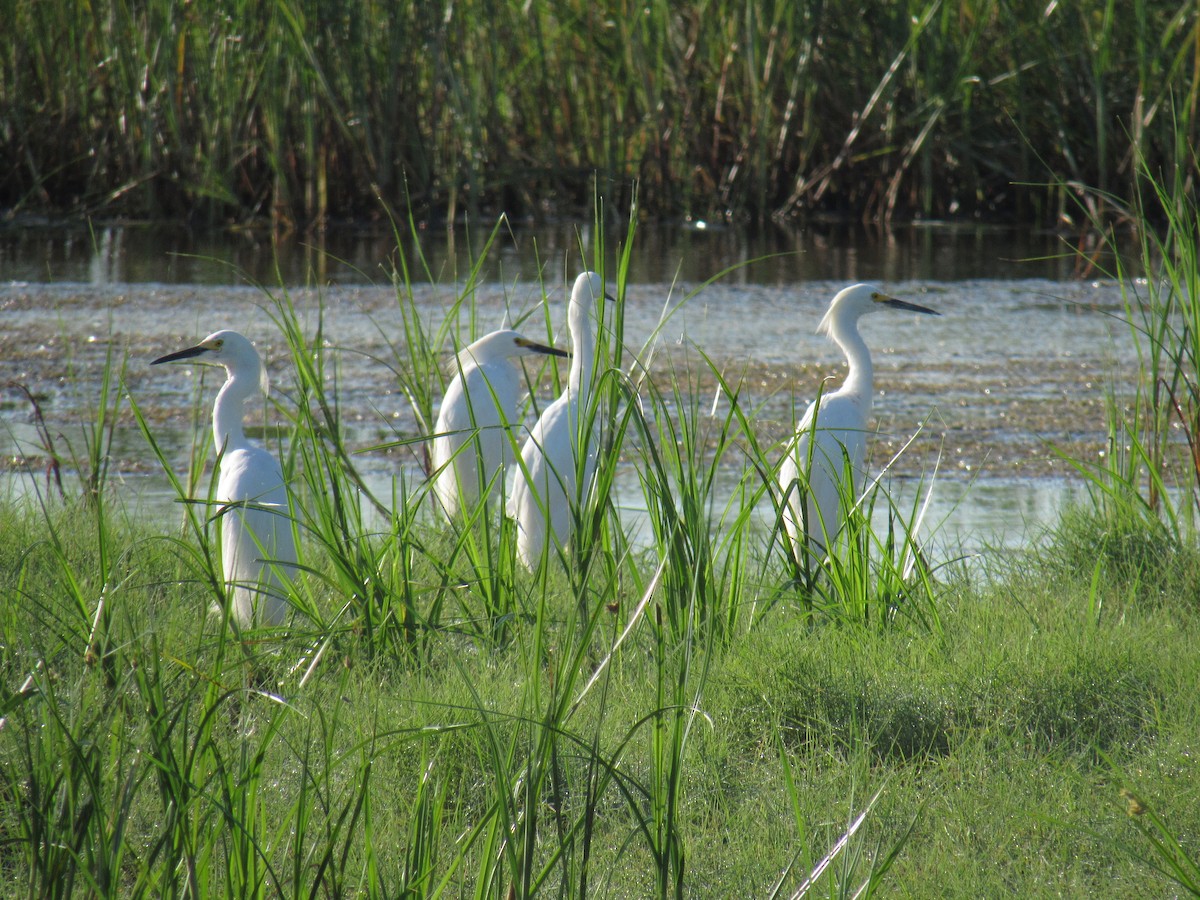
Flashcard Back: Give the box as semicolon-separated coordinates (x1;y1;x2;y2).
0;464;1090;571
613;475;1090;560
1;219;1098;287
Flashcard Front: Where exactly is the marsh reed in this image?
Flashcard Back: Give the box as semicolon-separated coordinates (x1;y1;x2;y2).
2;0;1196;227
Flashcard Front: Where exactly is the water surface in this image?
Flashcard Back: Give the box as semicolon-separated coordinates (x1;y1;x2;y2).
1;222;1134;560
1;218;1099;286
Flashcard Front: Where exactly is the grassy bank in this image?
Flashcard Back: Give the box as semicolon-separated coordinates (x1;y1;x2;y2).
2;486;1199;896
3;191;1200;895
1;0;1196;227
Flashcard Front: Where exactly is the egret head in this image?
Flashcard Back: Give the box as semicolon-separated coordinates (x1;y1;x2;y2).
152;330;269;395
474;329;569;362
567;271;615;331
818;283;939;336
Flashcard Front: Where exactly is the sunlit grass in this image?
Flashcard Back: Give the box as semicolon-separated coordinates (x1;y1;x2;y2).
1056;139;1200;554
2;201;1200;896
3;484;1197;895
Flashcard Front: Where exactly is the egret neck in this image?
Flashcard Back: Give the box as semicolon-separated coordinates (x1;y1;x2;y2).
566;301;595;439
212;354;266;454
821;308;874;420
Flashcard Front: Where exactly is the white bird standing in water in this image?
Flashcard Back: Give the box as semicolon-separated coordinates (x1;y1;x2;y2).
508;271;611;570
780;283;940;565
430;329;569;519
152;330;296;628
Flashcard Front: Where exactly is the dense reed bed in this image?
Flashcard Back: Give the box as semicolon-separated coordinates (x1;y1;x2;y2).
2;0;1196;227
3;187;1200;894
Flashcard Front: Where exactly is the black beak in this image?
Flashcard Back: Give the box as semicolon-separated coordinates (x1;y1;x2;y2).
515;337;571;359
882;297;940;316
151;345;209;365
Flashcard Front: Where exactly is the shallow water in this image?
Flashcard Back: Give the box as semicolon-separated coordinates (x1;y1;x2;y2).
0;222;1138;560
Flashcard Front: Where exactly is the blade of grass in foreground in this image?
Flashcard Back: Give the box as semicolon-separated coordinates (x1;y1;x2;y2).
1057;142;1200;541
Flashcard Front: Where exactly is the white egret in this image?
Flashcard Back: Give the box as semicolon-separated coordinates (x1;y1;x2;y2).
430;329;568;519
779;283;939;565
152;330;297;628
508;271;611;570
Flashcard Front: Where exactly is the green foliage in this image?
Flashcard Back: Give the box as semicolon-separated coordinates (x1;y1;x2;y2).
1101;758;1200;898
1036;503;1200;615
1;0;1196;224
8;484;1198;897
1057;140;1200;542
3;195;1200;896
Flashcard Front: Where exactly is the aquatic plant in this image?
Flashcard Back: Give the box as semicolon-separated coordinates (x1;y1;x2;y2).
1;0;1196;226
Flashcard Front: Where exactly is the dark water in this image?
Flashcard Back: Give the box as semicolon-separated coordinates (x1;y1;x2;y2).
0;218;1099;287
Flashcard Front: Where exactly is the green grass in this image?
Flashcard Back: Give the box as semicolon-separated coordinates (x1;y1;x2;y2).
1064;145;1200;536
4;198;1200;895
2;492;1199;897
1;0;1196;226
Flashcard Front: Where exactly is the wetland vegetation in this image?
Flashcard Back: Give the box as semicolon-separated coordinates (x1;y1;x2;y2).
2;174;1200;895
3;1;1200;896
1;0;1197;227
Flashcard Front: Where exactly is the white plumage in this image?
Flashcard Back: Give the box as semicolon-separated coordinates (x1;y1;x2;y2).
508;272;609;570
780;284;939;564
153;330;296;627
430;329;568;519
